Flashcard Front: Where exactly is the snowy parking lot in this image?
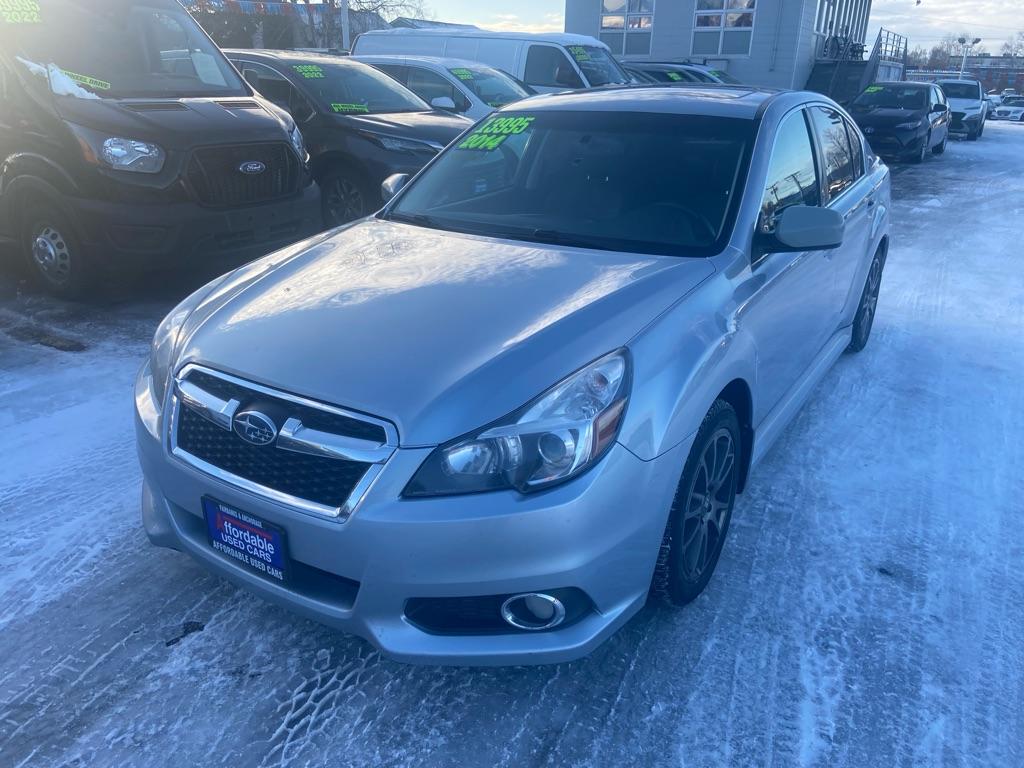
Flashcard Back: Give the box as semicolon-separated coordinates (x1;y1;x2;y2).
2;122;1023;768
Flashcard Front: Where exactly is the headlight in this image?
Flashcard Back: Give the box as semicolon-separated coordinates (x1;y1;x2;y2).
101;138;165;173
289;124;307;161
150;305;191;409
361;131;441;153
894;120;922;130
404;350;630;497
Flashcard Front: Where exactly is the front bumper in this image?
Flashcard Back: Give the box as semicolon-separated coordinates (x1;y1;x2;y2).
70;183;323;270
990;112;1023;121
863;128;927;159
949;113;983;134
135;365;688;666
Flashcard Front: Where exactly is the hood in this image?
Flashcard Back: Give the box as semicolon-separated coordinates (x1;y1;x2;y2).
340;110;473;146
53;96;291;150
178;219;715;446
946;97;981;112
850;105;925;127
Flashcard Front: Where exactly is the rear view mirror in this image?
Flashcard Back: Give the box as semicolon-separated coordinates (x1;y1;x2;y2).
431;96;457;111
772;206;845;251
381;173;410;202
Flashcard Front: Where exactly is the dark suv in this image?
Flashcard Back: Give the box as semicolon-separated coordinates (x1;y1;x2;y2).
225;50;473;227
0;0;321;297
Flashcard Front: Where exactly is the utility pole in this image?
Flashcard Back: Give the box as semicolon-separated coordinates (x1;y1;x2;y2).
340;0;351;52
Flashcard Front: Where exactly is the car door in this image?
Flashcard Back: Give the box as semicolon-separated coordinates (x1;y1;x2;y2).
929;85;949;146
743;107;838;412
808;106;873;324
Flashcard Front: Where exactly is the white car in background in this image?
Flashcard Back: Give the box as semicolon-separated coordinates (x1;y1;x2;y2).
991;96;1024;121
936;78;987;139
354;55;533;121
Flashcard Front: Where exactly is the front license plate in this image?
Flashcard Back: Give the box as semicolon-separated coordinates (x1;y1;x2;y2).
203;497;288;583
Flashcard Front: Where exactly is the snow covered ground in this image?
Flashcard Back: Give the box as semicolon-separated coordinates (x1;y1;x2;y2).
1;123;1023;768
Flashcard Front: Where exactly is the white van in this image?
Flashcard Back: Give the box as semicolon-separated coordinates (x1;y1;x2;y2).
351;30;631;93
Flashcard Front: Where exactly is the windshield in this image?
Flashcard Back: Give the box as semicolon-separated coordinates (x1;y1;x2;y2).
1;0;246;99
448;65;530;108
290;59;428;115
853;85;926;110
387;111;752;257
645;69;700;83
565;45;631;87
940;82;981;100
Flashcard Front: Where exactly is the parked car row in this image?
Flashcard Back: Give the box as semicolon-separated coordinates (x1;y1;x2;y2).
848;78;994;165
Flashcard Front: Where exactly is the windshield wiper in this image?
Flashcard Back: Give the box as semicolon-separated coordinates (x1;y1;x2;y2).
387;212;439;228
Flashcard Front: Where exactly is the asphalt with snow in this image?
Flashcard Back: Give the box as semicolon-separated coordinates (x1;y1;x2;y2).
1;123;1022;768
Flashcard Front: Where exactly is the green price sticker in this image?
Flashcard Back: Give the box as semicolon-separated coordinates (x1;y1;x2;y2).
567;45;590;62
293;65;325;79
450;68;474;81
864;85;883;93
331;102;369;113
667;72;683;82
61;70;111;91
0;0;41;23
457;115;535;151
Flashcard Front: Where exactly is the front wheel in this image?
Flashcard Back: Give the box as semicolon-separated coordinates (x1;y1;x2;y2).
910;132;930;164
653;400;740;606
847;249;884;353
20;199;93;299
321;168;374;228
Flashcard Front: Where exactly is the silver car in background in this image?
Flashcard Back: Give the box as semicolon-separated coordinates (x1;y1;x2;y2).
135;86;890;665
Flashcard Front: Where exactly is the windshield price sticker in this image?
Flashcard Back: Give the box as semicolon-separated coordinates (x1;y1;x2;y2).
331;102;369;113
457;115;535;151
450;68;475;81
567;45;590;62
864;85;883;93
62;70;111;91
0;0;41;23
293;64;325;79
667;71;683;81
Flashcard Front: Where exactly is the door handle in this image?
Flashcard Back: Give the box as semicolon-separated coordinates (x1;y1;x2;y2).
867;198;875;207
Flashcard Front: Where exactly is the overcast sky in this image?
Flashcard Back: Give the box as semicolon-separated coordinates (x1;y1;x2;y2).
428;0;1024;53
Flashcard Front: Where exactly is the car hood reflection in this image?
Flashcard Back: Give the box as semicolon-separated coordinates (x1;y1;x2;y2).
178;219;716;445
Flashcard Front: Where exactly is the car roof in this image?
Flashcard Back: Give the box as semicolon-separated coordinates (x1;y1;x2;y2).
353;54;504;72
223;49;359;66
355;29;605;46
501;84;782;119
872;81;930;89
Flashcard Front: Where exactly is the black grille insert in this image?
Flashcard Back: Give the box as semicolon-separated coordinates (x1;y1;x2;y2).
186;142;301;207
177;407;370;509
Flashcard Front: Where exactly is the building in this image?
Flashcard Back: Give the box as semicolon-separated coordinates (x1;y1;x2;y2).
564;0;874;90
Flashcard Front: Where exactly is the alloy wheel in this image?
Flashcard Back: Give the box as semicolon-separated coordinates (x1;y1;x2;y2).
325;176;365;226
858;256;882;341
679;427;736;582
30;225;72;287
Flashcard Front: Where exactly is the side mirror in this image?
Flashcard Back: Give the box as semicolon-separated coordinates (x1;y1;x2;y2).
930;103;947;113
381;173;410;202
771;206;845;252
431;96;457;111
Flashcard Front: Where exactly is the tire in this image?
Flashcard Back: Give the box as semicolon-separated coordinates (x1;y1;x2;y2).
320;167;375;228
932;134;946;154
846;248;884;353
910;132;929;164
967;125;979;141
653;400;741;606
19;196;93;299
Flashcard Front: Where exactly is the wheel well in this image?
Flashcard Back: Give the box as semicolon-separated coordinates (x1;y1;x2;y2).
717;379;754;493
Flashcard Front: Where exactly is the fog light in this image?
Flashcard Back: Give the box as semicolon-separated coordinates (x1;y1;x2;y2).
501;592;566;631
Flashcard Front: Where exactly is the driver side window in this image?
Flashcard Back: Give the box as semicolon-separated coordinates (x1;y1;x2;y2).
524;45;582;89
759;109;821;235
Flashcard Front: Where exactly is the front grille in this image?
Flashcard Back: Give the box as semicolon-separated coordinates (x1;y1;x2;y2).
173;368;395;513
177;408;371;509
186;142;301;207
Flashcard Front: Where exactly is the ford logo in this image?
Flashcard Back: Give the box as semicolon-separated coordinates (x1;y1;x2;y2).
233;411;278;446
239;160;266;175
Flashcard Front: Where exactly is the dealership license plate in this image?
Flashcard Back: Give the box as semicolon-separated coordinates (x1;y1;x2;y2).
203;497;288;583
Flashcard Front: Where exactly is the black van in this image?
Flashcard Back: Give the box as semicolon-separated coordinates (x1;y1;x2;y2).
0;0;322;297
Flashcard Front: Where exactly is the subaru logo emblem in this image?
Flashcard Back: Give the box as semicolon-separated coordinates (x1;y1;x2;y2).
239;160;266;175
233;411;277;446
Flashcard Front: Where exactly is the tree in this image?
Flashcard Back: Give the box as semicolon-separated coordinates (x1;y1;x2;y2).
906;45;929;68
926;33;988;70
285;0;430;48
1002;32;1024;57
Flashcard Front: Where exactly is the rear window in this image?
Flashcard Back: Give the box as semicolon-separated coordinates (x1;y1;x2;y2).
388;111;754;257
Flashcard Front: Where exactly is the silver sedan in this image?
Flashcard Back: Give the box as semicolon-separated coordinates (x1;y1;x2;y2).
135;85;890;665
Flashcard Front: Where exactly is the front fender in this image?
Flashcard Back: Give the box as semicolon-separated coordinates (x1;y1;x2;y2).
619;275;757;462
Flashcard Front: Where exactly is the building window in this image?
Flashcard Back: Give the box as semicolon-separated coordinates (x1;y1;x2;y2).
601;0;654;56
692;0;755;57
